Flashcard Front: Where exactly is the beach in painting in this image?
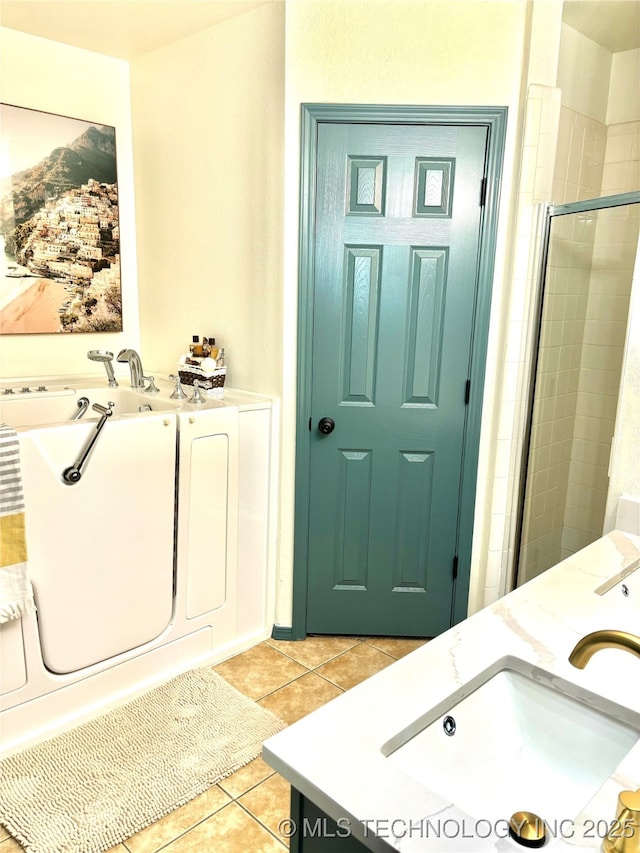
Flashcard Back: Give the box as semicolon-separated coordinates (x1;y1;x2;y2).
0;276;68;333
0;236;66;333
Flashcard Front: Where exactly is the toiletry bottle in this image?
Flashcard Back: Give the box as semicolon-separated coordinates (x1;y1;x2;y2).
208;337;219;360
190;335;203;357
217;347;225;368
202;337;211;358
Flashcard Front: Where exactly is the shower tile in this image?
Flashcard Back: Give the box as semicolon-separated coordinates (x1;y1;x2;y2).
570;437;612;468
583;319;627;346
212;644;307;700
582;344;624;372
575;393;618;420
484;550;503;589
494;438;513;479
605;133;633;164
578;368;622;396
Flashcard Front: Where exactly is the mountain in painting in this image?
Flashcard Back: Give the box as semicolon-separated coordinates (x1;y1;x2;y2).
1;125;117;231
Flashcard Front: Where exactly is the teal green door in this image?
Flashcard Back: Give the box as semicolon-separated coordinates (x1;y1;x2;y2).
306;121;488;637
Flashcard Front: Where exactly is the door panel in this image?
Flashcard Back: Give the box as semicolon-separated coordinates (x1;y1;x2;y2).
306;122;488;637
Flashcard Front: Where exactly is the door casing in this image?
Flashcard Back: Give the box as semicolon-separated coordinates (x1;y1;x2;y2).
276;104;508;640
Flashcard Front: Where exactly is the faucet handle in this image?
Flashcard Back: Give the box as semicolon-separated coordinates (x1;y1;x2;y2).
603;788;640;853
189;380;205;405
168;374;188;400
142;375;160;395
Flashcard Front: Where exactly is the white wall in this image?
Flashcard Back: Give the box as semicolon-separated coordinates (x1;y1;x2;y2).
277;0;529;626
130;3;285;395
0;28;140;379
557;23;612;125
608;49;640;125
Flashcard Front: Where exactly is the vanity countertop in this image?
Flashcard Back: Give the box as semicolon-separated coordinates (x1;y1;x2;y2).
263;531;640;852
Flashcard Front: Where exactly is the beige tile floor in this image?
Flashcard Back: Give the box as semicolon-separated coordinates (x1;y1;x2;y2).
0;635;428;853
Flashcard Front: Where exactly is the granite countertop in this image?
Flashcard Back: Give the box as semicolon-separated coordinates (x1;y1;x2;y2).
263;531;640;852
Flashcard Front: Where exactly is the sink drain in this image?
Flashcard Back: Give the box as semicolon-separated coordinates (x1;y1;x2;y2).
442;715;456;736
509;811;546;848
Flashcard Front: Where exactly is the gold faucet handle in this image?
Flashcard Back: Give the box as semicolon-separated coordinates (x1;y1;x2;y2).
603;788;640;853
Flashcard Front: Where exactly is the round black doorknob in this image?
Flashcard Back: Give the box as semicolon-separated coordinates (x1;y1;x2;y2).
318;417;335;435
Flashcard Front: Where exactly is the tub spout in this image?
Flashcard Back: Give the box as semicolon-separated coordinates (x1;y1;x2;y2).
117;349;145;390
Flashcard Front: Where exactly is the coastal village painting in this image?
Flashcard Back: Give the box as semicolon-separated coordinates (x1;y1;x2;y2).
0;104;122;334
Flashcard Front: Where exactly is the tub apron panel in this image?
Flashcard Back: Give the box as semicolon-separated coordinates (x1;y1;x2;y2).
20;413;177;674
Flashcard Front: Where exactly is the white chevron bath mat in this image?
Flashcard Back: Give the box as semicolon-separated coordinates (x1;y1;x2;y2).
0;667;286;853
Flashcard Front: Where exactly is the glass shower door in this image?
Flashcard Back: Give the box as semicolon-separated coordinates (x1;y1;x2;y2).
516;194;640;586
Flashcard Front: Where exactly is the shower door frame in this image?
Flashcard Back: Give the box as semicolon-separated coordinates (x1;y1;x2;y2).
512;190;640;589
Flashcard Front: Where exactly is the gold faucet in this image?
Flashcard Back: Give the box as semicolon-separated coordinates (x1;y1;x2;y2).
569;630;640;669
602;788;640;853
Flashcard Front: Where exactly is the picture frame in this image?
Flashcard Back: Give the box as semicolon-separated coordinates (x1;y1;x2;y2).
0;103;123;334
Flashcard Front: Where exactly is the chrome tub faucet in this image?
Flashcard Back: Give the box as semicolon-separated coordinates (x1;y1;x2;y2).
117;348;159;394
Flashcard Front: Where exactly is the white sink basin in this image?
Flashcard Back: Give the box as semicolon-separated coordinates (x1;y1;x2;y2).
382;656;639;824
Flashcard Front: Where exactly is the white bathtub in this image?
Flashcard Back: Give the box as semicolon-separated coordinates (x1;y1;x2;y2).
0;377;274;755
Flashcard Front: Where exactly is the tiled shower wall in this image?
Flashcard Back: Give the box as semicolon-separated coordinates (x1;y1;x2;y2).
515;108;640;582
485;86;640;603
483;84;561;604
519;108;606;577
564;191;639;556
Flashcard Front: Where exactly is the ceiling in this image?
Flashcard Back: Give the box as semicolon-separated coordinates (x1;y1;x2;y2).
0;0;638;60
0;1;278;59
562;0;640;52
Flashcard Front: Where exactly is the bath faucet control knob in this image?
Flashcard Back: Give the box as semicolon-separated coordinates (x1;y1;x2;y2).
143;375;160;395
190;380;206;405
168;374;188;400
603;788;640;853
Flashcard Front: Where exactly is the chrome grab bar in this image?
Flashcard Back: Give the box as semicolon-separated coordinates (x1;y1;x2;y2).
71;396;90;420
62;401;114;485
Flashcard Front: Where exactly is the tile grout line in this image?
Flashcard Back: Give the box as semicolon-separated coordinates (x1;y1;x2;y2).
5;638;426;852
234;799;288;850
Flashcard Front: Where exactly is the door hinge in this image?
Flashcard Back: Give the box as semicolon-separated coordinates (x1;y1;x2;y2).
465;379;471;405
308;417;312;431
452;555;459;580
480;176;487;207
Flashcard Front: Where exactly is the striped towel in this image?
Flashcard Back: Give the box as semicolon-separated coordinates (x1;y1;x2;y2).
0;424;35;623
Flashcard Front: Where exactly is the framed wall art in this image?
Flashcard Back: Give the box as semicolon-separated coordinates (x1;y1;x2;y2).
0;103;122;334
